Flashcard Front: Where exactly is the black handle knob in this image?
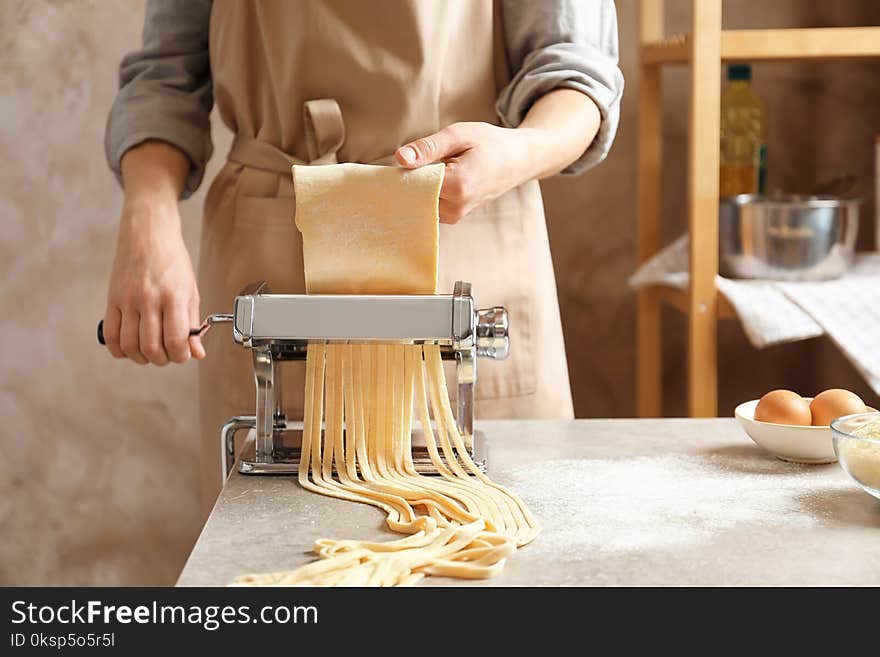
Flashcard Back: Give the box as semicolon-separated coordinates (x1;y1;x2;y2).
97;320;105;346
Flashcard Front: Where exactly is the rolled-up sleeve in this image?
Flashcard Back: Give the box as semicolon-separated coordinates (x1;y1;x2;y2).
497;0;624;175
105;0;213;198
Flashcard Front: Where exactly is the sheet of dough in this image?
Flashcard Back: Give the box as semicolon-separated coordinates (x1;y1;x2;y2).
292;163;444;295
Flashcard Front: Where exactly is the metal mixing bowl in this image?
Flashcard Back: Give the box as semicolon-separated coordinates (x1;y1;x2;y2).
719;195;859;281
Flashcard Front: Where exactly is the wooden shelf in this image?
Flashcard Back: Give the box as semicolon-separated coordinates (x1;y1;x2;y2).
643;33;689;64
648;285;736;319
643;27;880;65
636;2;878;418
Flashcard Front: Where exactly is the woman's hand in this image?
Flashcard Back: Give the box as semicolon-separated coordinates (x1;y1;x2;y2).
395;122;532;224
103;202;204;365
395;89;601;224
102;141;204;365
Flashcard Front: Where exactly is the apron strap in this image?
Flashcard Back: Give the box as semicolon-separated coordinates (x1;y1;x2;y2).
228;135;302;175
226;99;354;172
303;99;345;164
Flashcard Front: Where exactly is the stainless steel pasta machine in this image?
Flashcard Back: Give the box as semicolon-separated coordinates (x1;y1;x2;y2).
98;281;509;478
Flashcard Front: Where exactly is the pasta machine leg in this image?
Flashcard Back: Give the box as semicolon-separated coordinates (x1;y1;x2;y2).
456;347;476;444
252;347;276;463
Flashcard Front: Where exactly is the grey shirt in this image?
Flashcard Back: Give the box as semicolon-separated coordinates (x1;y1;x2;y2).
106;0;623;198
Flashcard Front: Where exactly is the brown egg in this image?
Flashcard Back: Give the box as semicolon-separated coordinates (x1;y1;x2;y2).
754;390;812;426
810;389;866;426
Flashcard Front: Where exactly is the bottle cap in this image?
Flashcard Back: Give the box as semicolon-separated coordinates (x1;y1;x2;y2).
728;64;751;81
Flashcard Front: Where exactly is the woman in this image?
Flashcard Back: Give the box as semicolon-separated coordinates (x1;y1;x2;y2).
103;0;623;510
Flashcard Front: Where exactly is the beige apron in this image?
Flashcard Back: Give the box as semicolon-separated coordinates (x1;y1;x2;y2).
198;0;574;509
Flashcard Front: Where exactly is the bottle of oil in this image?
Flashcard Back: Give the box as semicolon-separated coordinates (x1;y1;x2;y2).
720;64;766;196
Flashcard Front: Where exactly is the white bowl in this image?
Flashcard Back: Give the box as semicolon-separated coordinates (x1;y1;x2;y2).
734;399;836;464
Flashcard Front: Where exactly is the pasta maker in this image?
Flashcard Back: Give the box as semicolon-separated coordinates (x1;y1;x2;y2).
99;281;509;478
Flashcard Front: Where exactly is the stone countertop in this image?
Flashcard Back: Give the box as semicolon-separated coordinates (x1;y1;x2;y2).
176;419;880;586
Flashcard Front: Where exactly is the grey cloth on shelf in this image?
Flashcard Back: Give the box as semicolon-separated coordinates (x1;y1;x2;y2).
105;0;624;199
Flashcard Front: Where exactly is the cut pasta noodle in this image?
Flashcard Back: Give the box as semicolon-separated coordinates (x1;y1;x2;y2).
231;163;538;587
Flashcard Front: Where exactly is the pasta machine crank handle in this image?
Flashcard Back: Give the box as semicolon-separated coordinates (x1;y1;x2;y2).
96;314;234;346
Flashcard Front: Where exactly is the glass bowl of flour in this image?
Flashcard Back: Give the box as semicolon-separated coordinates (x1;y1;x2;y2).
831;412;880;500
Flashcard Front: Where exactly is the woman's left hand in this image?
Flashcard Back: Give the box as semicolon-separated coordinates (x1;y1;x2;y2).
395;122;532;224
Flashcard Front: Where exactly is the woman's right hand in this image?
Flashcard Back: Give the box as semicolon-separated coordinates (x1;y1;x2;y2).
103;199;205;365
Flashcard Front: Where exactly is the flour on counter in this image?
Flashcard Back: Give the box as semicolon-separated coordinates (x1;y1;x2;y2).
505;454;850;557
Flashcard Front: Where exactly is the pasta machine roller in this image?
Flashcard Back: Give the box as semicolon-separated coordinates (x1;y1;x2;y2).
208;280;509;477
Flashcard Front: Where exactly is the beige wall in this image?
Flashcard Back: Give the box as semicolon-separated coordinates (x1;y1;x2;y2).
1;0;229;585
1;1;878;585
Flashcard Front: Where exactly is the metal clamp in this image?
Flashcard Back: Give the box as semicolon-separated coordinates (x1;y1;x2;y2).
220;415;256;480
